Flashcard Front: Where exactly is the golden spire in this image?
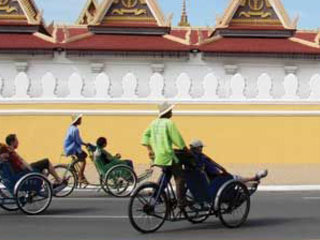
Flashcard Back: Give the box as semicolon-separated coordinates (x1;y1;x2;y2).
178;0;190;27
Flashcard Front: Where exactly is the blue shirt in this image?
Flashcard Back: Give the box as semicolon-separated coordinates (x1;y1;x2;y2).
192;151;220;176
64;125;84;156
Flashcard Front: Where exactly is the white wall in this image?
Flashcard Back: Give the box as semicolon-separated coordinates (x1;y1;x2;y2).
1;52;320;103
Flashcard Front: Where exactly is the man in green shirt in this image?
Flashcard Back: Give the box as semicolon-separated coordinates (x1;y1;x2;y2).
142;102;189;208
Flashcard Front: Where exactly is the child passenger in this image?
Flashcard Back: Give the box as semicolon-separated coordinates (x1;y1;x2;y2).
93;137;134;170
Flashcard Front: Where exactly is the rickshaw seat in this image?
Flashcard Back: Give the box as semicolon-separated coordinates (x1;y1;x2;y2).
0;162;29;194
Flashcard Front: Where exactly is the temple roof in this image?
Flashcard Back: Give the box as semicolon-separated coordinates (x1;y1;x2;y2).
76;0;100;25
216;0;295;30
0;0;320;57
85;0;170;35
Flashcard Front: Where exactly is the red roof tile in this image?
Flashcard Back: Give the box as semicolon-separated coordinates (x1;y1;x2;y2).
199;37;320;55
64;34;191;52
0;34;55;50
294;31;317;42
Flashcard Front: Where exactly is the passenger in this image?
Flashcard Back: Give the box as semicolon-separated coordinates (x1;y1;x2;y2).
64;114;89;184
1;134;66;187
189;139;268;183
142;102;190;209
93;137;134;170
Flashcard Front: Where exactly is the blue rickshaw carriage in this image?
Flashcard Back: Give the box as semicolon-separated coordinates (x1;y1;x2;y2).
0;161;53;215
128;150;259;233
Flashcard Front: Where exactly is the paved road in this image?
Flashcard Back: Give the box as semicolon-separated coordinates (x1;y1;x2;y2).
1;191;320;240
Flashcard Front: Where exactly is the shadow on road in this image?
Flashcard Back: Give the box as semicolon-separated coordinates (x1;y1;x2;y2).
154;217;317;235
44;207;98;215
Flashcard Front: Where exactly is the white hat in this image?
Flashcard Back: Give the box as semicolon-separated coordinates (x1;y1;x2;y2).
71;114;83;125
158;102;175;117
190;139;205;148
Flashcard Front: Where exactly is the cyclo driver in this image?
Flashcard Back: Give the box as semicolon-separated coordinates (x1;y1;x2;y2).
142;102;191;210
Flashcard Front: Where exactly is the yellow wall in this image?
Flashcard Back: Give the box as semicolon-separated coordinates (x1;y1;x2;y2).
0;103;320;167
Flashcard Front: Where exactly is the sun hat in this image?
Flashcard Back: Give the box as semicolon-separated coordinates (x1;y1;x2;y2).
71;114;83;125
158;102;175;117
190;139;206;148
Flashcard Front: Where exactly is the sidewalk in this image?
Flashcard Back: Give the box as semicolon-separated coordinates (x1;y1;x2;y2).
83;162;320;186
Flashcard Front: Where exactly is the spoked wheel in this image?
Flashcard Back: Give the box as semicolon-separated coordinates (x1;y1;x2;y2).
185;191;211;224
104;165;137;197
51;165;77;197
15;173;53;215
128;183;168;233
0;178;19;211
217;181;250;228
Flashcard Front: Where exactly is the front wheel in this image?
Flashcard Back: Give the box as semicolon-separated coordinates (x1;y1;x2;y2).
104;165;137;197
15;173;53;215
217;181;250;228
51;165;77;197
0;177;19;211
128;183;168;233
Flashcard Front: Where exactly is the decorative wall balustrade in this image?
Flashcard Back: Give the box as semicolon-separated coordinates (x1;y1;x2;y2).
1;60;320;102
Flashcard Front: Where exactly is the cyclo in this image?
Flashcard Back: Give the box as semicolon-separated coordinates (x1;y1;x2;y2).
0;161;53;215
128;151;259;233
53;144;153;198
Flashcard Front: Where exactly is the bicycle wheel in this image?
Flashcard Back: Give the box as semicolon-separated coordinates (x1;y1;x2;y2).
51;165;77;197
0;177;19;211
185;191;211;224
217;181;250;228
128;183;168;233
104;165;137;197
15;173;53;215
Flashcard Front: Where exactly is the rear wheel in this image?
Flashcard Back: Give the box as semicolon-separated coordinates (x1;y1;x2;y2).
128;183;168;233
15;174;53;215
104;165;137;197
217;181;250;228
51;165;77;197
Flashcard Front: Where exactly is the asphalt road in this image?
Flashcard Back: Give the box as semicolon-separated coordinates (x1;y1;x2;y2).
0;190;320;240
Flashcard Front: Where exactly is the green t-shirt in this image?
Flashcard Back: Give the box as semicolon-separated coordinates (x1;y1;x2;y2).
142;118;186;166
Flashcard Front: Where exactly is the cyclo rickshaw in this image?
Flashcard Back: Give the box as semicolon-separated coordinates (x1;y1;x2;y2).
0;161;53;215
128;151;259;233
53;144;153;198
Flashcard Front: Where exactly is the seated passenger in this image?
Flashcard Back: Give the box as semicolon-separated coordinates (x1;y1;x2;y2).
0;134;66;188
93;137;134;171
189;139;268;183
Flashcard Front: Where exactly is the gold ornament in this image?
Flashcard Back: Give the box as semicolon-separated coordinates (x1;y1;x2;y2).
121;0;138;8
239;0;272;18
0;0;17;13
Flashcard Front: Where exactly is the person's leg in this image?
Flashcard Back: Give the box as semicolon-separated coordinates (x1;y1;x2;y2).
171;162;187;208
76;151;88;181
234;169;268;183
31;159;63;183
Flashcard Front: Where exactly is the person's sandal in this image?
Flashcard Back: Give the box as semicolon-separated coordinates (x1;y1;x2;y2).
78;178;89;188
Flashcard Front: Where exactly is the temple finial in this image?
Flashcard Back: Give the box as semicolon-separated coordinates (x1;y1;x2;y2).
178;0;190;27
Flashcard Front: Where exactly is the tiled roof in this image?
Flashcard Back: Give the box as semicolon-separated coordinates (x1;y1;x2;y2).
199;37;320;55
64;33;191;52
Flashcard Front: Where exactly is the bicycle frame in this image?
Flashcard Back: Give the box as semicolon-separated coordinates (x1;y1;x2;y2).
151;170;192;222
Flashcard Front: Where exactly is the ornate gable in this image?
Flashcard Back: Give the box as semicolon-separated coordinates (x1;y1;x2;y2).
230;0;281;27
88;0;169;35
102;0;157;26
0;0;41;24
214;0;296;37
77;0;99;25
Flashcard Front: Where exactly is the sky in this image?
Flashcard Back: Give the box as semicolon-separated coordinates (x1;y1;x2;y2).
34;0;320;29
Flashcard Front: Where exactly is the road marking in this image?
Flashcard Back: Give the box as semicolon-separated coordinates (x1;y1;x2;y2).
303;197;320;200
28;215;141;219
53;198;129;201
259;185;320;192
